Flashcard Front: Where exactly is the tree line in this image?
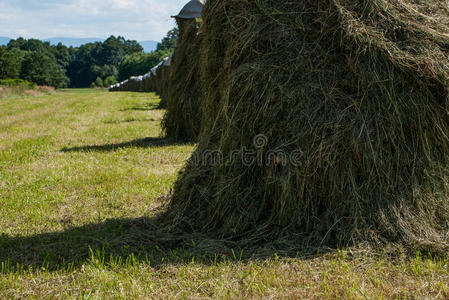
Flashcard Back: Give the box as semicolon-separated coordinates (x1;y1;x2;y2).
0;28;178;88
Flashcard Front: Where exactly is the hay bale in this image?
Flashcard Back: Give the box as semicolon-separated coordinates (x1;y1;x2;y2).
136;75;145;92
166;0;449;253
127;77;139;92
162;17;203;141
143;72;152;92
156;60;172;108
121;79;129;91
109;83;121;92
148;69;158;94
111;75;149;93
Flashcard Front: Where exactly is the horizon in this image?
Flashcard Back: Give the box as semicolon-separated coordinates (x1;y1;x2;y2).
0;0;186;42
0;36;159;42
0;36;161;52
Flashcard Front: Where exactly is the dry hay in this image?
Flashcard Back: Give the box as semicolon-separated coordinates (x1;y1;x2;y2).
162;18;203;141
148;70;158;94
156;64;172;108
141;61;173;108
164;0;449;254
143;73;152;92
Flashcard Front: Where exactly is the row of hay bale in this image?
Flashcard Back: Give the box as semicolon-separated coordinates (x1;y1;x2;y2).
110;0;449;254
151;56;172;108
161;1;204;141
109;53;172;101
110;0;205;136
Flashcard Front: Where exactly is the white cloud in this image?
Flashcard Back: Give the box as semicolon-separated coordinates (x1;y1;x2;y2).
0;0;186;41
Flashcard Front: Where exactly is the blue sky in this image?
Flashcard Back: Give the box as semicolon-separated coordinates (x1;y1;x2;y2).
0;0;187;41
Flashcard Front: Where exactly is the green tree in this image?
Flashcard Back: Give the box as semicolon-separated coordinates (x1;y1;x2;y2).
51;43;72;69
6;38;70;87
103;76;117;87
67;36;143;87
91;64;118;80
157;28;179;51
100;36;143;65
20;51;69;87
6;37;27;50
67;43;99;87
94;77;103;87
0;47;21;79
4;35;167;88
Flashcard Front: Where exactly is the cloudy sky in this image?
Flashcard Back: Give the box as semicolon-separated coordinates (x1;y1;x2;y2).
0;0;187;41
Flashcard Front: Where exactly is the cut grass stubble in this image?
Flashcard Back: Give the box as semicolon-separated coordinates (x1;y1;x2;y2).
0;90;448;298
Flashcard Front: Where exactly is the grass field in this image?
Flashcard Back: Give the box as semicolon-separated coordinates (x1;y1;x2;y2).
0;89;448;299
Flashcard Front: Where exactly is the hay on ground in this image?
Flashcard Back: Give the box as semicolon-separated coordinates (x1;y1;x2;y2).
162;15;203;141
165;0;449;254
156;59;173;108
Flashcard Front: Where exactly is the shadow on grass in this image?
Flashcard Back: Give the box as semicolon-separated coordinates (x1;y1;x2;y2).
0;216;317;272
120;102;160;111
61;137;185;153
103;118;157;124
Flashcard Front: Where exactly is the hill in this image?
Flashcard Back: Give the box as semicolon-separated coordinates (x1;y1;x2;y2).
0;36;12;45
43;37;103;47
44;37;157;52
139;40;158;53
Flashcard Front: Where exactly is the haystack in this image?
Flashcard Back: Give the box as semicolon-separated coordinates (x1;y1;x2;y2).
143;72;152;92
161;0;204;140
156;55;173;108
147;63;161;93
166;0;449;253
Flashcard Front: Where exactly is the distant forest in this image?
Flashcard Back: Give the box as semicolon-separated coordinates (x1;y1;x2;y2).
0;28;178;88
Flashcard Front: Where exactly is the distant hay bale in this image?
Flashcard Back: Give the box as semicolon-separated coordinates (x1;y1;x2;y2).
127;77;140;92
147;67;159;94
156;60;172;108
162;11;204;141
118;79;128;91
135;76;144;92
109;53;172;107
143;72;152;92
166;0;449;254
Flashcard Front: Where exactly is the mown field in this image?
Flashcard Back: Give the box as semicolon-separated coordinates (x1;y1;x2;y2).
0;89;448;299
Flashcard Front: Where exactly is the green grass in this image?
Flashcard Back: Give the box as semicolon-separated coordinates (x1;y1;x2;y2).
0;89;448;298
